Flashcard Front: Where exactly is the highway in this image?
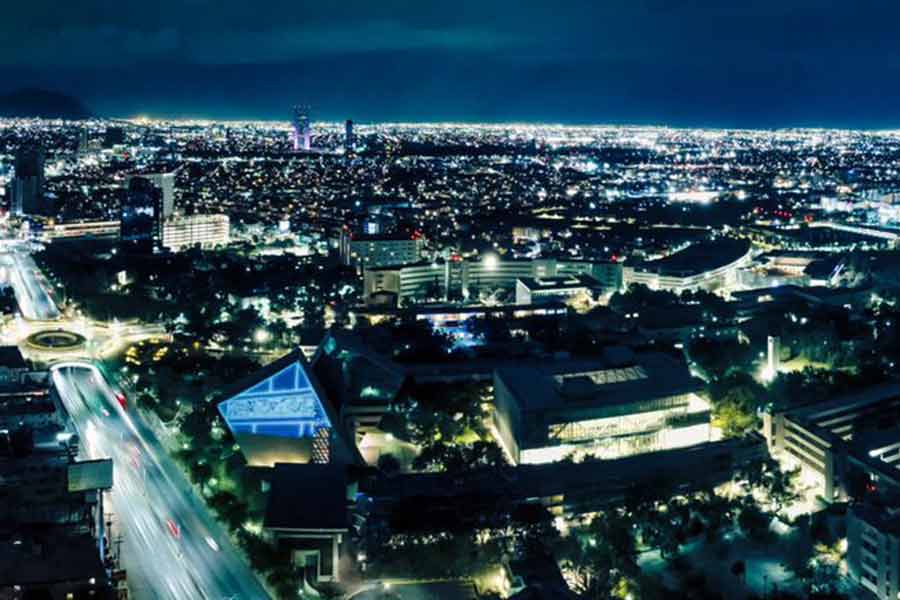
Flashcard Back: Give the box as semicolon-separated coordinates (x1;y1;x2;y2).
53;363;270;600
4;248;60;321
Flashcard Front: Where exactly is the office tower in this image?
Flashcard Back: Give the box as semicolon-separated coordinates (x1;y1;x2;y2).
120;177;162;253
128;172;175;218
7;146;47;216
103;126;126;148
291;105;312;151
344;119;354;152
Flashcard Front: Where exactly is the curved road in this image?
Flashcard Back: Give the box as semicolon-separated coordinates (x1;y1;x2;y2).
53;363;270;600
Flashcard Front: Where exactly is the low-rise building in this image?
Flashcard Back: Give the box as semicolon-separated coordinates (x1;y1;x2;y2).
493;349;710;464
161;214;230;252
623;238;752;294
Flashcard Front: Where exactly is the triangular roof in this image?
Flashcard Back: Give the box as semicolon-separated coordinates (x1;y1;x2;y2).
217;348;364;466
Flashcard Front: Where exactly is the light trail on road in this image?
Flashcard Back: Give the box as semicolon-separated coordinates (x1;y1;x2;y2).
53;364;270;600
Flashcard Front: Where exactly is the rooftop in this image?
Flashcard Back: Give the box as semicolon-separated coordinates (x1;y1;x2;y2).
632;238;750;277
263;463;349;531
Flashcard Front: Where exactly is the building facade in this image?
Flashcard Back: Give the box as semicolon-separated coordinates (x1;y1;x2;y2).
364;257;622;306
162;214;230;252
120;177;162;253
339;229;425;269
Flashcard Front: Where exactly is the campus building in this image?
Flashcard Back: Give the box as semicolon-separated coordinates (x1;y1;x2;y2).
363;256;622;306
515;274;603;305
623;238;752;294
763;383;900;501
492;349;710;465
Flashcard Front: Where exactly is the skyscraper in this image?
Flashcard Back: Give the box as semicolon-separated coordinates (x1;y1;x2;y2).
120;177;162;253
7;146;46;216
344;119;354;152
291;105;312;151
128;172;176;218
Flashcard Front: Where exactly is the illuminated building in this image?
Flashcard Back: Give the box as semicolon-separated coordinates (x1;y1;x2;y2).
120;177;162;253
363;257;621;306
291;105;312;152
515;274;602;305
623;238;752;294
161;214;230;252
45;220;120;241
492;349;710;465
848;504;900;600
8;146;47;216
217;349;361;468
339;229;425;269
763;383;900;501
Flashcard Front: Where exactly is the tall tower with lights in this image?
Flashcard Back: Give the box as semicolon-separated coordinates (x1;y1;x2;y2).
291;105;312;151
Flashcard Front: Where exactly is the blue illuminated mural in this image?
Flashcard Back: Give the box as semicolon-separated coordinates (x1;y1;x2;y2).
218;359;332;440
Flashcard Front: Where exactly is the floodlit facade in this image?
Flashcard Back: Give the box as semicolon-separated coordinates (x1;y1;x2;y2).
217;350;359;467
161;214;230;252
364;257;622;306
848;505;900;600
339;229;425;269
493;351;710;465
623;238;752;293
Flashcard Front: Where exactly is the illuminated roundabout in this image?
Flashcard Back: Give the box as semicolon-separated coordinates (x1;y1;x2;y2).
25;329;87;352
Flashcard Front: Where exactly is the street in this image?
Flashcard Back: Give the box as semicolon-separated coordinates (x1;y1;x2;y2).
53;363;270;599
4;247;60;321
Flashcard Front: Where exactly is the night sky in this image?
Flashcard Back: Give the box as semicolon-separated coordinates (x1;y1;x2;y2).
4;0;900;127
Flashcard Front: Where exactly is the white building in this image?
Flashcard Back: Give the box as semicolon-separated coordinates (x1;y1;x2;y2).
623;238;752;294
162;214;229;252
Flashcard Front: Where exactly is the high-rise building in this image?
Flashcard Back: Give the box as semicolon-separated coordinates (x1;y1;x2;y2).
291;105;312;152
120;177;162;253
7;147;47;216
344;119;354;152
77;128;90;155
128;172;175;218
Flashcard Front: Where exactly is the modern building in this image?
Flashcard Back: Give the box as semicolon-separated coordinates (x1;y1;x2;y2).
291;105;312;152
515;274;603;305
623;238;752;294
763;383;900;501
339;228;425;269
217;349;363;468
120;177;162;253
45;220;120;241
848;504;900;600
8;146;47;216
161;214;230;252
129;172;176;218
493;349;710;465
363;257;622;306
263;463;351;583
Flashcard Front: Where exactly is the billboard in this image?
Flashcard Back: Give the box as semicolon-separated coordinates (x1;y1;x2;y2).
68;458;113;491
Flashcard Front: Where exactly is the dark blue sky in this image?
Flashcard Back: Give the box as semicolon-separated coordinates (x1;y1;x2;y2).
4;0;900;127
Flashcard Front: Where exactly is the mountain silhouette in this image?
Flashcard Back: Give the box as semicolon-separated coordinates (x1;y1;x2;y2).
0;88;93;120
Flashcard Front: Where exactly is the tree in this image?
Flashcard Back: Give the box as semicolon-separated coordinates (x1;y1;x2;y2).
377;453;401;476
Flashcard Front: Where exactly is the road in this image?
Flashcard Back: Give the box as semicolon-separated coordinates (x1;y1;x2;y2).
53;363;270;600
4;248;60;321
